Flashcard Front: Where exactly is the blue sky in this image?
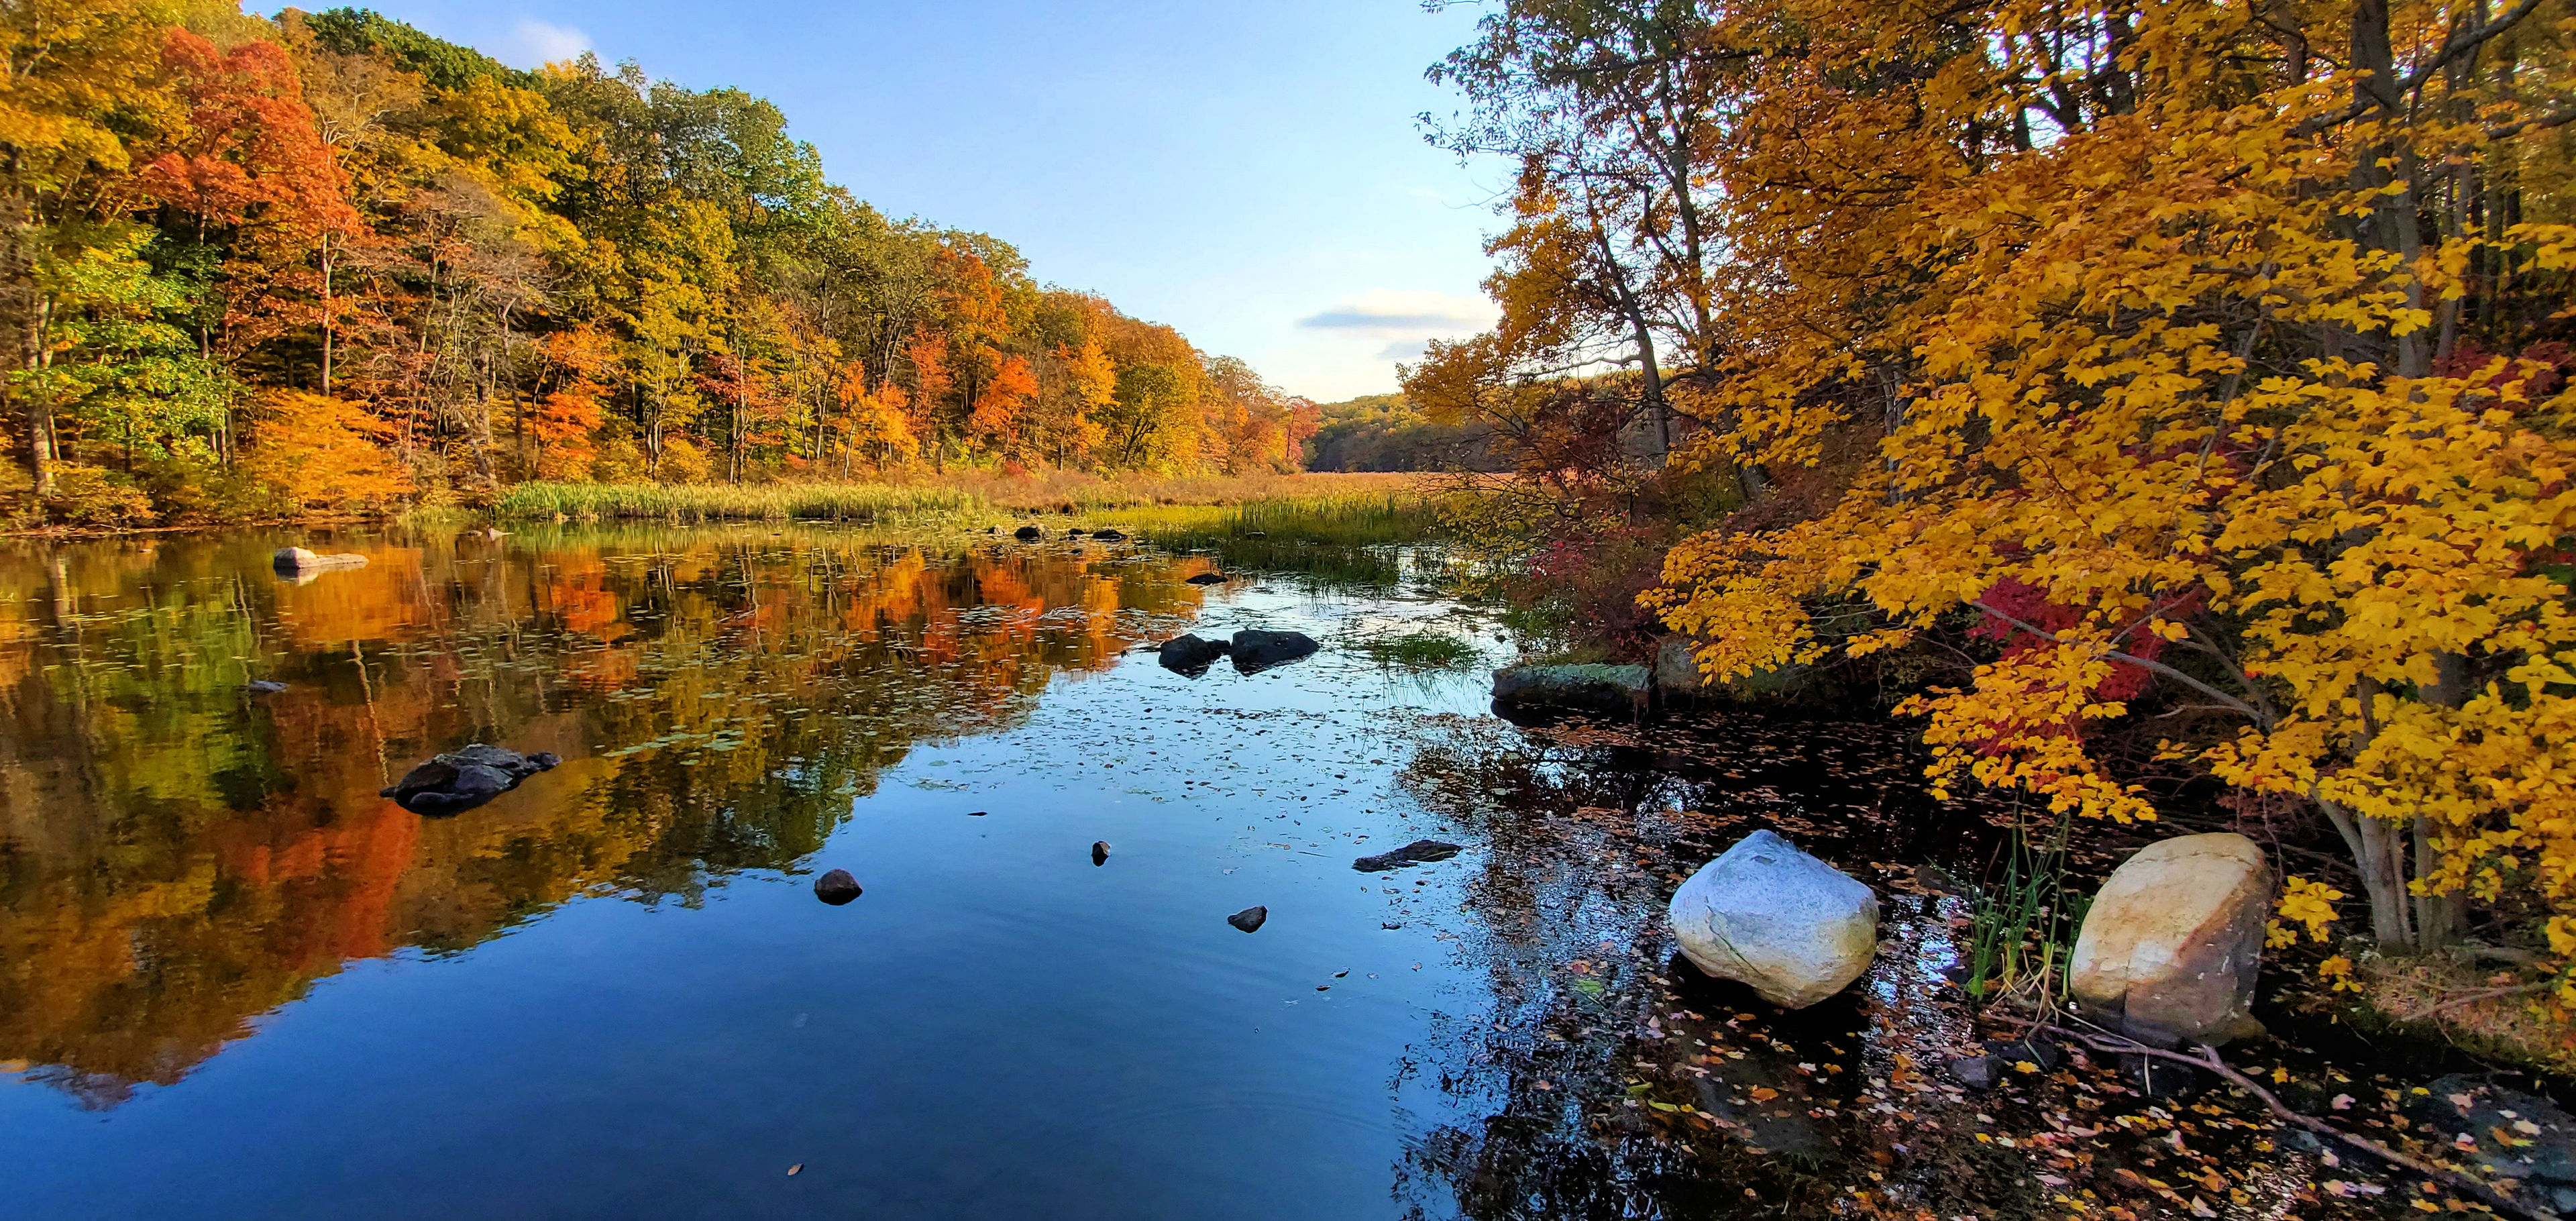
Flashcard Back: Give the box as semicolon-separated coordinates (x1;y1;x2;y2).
356;0;1509;401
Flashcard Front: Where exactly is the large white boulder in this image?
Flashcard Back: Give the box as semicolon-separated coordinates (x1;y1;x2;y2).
2069;832;2272;1046
1668;830;1880;1008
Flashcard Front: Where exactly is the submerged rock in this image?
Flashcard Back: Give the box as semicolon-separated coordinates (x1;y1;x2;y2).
2068;832;2271;1046
1090;528;1126;541
1091;841;1111;865
1491;663;1652;720
814;868;862;905
1229;629;1318;672
1185;572;1229;585
1158;633;1231;675
1014;525;1043;541
272;546;368;573
1352;839;1463;873
1667;829;1880;1008
2424;1075;2576;1215
1946;1055;2001;1090
380;743;559;816
1227;906;1268;933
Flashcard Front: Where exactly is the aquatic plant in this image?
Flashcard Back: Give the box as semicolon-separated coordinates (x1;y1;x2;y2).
1354;631;1479;670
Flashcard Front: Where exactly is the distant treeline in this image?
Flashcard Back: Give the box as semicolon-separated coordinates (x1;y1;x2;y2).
3;3;1317;527
1300;394;1499;473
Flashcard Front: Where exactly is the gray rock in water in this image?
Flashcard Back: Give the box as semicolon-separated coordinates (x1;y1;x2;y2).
1014;525;1043;541
814;868;862;905
2069;832;2271;1047
1491;663;1652;720
1352;839;1462;873
1667;829;1880;1008
1158;634;1231;675
381;743;559;816
1946;1055;2001;1090
2424;1075;2576;1214
1229;629;1318;672
1091;529;1126;541
1227;906;1268;933
272;546;369;575
246;680;288;694
1185;572;1228;585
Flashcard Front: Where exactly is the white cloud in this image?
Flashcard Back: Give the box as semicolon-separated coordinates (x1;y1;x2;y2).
499;18;591;69
1296;288;1495;335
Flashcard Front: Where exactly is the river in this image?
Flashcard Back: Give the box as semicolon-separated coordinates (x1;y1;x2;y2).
0;521;2449;1219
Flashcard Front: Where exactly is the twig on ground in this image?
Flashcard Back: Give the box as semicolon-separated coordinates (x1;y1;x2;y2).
2402;979;2556;1024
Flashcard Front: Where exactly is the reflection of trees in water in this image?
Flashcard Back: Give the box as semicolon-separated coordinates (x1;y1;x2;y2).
0;527;1209;1104
1385;712;2010;1220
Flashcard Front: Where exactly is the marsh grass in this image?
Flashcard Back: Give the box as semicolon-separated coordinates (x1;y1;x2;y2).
495;482;982;522
493;472;1427;523
1093;491;1444;589
1354;630;1481;670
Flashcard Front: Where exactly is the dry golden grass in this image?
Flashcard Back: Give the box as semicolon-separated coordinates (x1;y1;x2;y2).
2360;953;2576;1074
496;470;1430;521
890;468;1428;513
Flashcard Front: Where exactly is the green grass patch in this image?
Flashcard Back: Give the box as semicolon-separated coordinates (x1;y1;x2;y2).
1354;631;1480;669
495;482;984;522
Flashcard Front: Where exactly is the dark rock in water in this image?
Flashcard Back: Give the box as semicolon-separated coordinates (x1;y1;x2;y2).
1352;839;1464;872
1091;841;1111;865
1158;633;1231;676
986;526;998;534
814;868;862;905
1982;1037;2061;1071
1090;528;1126;541
1066;527;1087;536
1227;906;1268;933
2424;1075;2576;1214
1491;663;1652;721
1947;1055;2001;1090
1014;525;1042;541
380;743;559;815
1241;530;1267;539
246;680;288;694
1230;629;1318;672
1185;572;1228;585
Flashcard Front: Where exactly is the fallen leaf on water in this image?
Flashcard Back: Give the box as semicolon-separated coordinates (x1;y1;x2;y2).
1749;1087;1780;1102
787;1164;802;1176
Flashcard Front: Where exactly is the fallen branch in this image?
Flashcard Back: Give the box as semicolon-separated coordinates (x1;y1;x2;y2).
1990;1015;2540;1220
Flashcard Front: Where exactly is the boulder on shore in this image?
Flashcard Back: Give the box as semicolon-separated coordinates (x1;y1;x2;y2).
1014;524;1043;541
1158;633;1231;675
1230;629;1318;672
2068;832;2272;1047
1667;829;1880;1008
1492;663;1652;720
380;743;559;816
1090;528;1127;541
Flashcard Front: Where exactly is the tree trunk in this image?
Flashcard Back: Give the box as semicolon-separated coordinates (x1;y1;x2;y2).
1;184;52;502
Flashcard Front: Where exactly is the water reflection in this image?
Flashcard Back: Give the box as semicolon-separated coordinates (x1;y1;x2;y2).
0;525;1214;1106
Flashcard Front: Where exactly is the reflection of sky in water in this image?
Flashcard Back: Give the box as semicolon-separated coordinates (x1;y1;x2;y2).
0;525;2371;1220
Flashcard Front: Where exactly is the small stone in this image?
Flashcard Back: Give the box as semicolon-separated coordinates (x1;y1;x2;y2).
1982;1037;2062;1071
1091;529;1127;541
814;869;861;905
1185;572;1229;585
246;680;288;694
1014;525;1042;541
1228;906;1268;933
1229;629;1319;672
1091;841;1111;865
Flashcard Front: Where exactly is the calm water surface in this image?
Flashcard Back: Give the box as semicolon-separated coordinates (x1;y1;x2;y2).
3;522;2253;1220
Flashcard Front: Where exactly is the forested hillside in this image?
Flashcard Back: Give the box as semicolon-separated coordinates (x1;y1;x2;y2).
1299;393;1499;472
1;3;1318;527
